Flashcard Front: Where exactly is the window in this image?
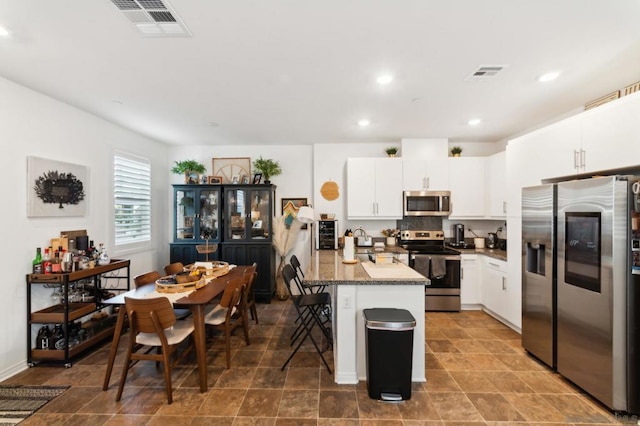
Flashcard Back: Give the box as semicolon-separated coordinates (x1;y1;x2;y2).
114;153;151;246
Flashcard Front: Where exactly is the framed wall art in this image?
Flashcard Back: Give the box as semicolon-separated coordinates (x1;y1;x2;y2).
212;157;251;184
27;156;88;217
282;197;308;228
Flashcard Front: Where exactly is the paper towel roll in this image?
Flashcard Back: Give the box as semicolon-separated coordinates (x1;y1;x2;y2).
343;236;355;261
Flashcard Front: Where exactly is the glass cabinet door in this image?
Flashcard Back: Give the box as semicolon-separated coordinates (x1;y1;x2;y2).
199;188;220;240
225;188;247;241
248;188;271;241
175;188;197;241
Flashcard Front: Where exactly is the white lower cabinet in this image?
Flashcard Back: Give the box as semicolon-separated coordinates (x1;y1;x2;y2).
460;255;481;308
480;256;523;330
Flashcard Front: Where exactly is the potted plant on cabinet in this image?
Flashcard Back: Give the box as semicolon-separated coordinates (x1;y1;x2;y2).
171;160;207;184
450;146;463;157
252;157;282;184
385;146;399;157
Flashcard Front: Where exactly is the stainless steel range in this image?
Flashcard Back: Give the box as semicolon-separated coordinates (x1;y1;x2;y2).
399;230;461;311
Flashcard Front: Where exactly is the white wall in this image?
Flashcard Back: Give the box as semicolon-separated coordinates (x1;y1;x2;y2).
0;77;169;380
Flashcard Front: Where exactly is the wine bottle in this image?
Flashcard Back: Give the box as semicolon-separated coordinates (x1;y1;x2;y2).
32;247;43;274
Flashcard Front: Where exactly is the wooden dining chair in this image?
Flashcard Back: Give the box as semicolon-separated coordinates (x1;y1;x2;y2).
242;263;259;324
116;296;195;404
164;262;184;275
204;276;250;368
133;271;161;288
134;271;191;319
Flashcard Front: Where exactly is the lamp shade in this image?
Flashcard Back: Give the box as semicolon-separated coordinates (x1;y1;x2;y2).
297;206;315;224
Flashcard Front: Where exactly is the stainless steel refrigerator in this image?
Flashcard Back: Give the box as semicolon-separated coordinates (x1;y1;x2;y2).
522;184;556;369
522;175;640;413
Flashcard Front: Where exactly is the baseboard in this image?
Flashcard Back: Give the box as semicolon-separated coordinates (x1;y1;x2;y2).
0;360;28;383
481;307;521;334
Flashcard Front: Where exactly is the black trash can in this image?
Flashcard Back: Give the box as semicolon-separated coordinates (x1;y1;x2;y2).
363;308;416;402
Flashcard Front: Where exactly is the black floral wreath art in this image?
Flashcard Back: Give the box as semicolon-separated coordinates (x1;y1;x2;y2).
34;170;85;209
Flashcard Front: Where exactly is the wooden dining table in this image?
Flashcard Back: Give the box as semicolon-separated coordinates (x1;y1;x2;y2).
101;265;250;393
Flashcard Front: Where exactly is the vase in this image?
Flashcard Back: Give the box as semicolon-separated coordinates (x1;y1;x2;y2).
452;153;461;157
387;153;396;157
386;237;396;246
275;256;288;300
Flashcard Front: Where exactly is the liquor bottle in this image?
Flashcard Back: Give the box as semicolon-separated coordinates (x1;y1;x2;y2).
52;324;65;350
43;248;52;274
51;250;61;273
36;325;51;350
32;247;43;274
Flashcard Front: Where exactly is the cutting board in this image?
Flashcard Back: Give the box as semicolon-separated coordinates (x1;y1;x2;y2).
361;262;426;280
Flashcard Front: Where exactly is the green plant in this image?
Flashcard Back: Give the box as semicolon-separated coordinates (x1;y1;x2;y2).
252;156;282;181
385;146;399;156
450;146;463;156
171;159;206;175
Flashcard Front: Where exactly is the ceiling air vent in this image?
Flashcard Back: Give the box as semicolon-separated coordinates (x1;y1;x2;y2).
110;0;191;37
466;65;508;80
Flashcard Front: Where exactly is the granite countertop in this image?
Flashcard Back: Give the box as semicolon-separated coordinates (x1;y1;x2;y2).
454;247;507;262
304;250;427;287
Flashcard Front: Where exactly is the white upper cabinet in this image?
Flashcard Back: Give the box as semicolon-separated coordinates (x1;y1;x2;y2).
448;157;486;218
486;151;507;218
581;91;640;172
347;158;403;220
401;138;450;191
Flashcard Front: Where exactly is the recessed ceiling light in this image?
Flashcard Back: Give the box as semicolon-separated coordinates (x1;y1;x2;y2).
538;71;560;82
376;75;393;85
0;25;11;38
468;118;481;126
358;119;370;127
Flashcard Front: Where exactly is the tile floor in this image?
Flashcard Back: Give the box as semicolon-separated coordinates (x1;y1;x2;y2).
3;300;633;425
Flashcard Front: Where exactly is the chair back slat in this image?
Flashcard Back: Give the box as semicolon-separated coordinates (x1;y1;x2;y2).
219;276;245;308
164;262;184;275
282;264;299;296
134;271;161;288
125;296;176;333
290;255;304;278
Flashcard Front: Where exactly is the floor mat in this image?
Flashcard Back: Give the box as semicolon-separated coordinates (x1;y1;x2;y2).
0;385;68;424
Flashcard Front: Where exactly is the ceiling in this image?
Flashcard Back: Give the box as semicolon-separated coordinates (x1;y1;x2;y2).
1;1;640;147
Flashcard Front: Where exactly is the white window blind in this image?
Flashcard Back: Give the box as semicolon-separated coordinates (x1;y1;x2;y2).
114;154;151;245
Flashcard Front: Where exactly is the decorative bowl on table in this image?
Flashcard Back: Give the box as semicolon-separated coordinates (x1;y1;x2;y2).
187;261;230;279
155;271;206;293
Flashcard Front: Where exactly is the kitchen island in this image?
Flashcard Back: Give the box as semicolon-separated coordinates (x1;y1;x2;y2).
304;250;428;384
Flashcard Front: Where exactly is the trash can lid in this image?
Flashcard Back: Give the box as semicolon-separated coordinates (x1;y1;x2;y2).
363;308;416;329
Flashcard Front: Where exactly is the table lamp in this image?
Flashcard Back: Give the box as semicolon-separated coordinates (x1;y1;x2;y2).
297;205;315;254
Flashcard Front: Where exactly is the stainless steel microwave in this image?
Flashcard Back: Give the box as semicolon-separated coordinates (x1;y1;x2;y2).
403;190;451;216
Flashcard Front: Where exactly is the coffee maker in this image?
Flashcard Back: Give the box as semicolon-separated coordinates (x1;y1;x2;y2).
452;223;465;247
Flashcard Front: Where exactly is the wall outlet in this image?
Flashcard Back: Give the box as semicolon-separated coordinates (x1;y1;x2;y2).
342;295;352;309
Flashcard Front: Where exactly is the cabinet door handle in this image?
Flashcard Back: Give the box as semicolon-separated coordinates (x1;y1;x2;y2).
580;149;586;170
489;262;499;268
503;201;507;213
574;150;580;170
461;267;464;279
502;276;507;290
425;177;430;189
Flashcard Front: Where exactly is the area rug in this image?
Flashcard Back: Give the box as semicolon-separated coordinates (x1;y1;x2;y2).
0;385;69;425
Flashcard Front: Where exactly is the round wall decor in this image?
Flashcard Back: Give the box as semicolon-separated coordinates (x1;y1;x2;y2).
320;180;339;201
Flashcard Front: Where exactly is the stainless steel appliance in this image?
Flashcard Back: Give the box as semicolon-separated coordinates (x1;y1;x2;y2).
522;175;640;413
403;191;451;217
522;183;557;369
487;232;498;249
316;220;338;250
453;223;465;245
399;230;461;311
